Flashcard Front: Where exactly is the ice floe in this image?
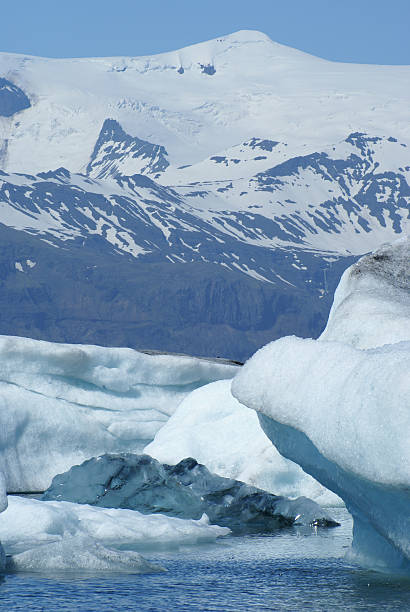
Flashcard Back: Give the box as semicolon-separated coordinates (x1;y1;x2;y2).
0;496;229;572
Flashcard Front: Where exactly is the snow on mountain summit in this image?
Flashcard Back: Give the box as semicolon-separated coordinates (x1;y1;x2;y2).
0;30;409;174
0;31;408;358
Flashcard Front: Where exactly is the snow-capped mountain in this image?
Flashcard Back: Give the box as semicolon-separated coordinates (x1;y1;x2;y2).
0;31;408;358
87;119;169;180
169;132;410;257
0;130;407;281
0;162;350;287
0;30;409;173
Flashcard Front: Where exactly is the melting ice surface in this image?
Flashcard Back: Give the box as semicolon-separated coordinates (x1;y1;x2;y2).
42;453;339;531
233;239;410;573
0;496;228;572
0;338;237;492
0;331;340;507
146;378;340;506
1;507;410;610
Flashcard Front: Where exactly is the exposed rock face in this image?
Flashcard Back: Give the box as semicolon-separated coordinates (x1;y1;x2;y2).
0;223;352;361
0;78;30;117
86;119;169;179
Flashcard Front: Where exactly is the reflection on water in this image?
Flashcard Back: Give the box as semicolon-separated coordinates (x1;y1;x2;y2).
0;508;409;611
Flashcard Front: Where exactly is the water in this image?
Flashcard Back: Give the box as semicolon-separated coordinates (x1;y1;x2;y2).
0;508;409;611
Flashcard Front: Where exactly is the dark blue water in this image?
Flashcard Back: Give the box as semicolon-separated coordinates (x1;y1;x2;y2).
0;509;409;611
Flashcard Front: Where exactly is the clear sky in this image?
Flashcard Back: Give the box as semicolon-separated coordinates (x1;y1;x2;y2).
2;0;410;64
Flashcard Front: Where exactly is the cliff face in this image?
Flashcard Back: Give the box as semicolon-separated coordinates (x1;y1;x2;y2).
0;225;354;361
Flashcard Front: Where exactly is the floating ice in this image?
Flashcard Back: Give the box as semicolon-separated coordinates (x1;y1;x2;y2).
320;238;410;349
145;379;340;506
42;453;338;531
43;454;203;519
6;535;164;573
0;336;237;492
232;239;410;573
165;457;338;530
0;496;229;572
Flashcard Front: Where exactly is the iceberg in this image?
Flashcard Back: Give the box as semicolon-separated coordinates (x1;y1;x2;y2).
6;535;164;573
320;238;410;349
165;457;338;530
43;454;204;519
0;336;237;492
146;379;340;506
232;239;410;573
42;453;338;531
0;496;229;571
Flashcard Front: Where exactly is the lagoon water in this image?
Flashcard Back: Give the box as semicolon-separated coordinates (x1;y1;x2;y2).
0;508;409;611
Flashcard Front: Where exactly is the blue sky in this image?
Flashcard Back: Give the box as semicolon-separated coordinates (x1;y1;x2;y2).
3;0;410;64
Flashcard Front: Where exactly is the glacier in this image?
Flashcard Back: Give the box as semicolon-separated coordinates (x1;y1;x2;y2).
0;30;409;174
146;379;340;506
232;239;410;573
0;336;237;492
42;453;338;531
0;496;228;572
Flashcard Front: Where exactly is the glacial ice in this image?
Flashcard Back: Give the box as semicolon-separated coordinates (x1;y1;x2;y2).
320;238;410;349
0;336;237;491
43;454;204;519
232;239;410;573
42;453;338;531
164;457;338;529
145;379;340;506
0;471;7;514
6;535;164;573
0;496;229;571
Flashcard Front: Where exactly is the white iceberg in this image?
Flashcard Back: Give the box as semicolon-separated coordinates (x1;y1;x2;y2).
146;379;340;506
232;240;410;573
0;496;229;571
6;535;163;573
0;336;237;492
320;238;410;349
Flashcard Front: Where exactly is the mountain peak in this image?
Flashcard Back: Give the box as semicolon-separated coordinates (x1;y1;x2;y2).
213;30;273;44
86;119;169;180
